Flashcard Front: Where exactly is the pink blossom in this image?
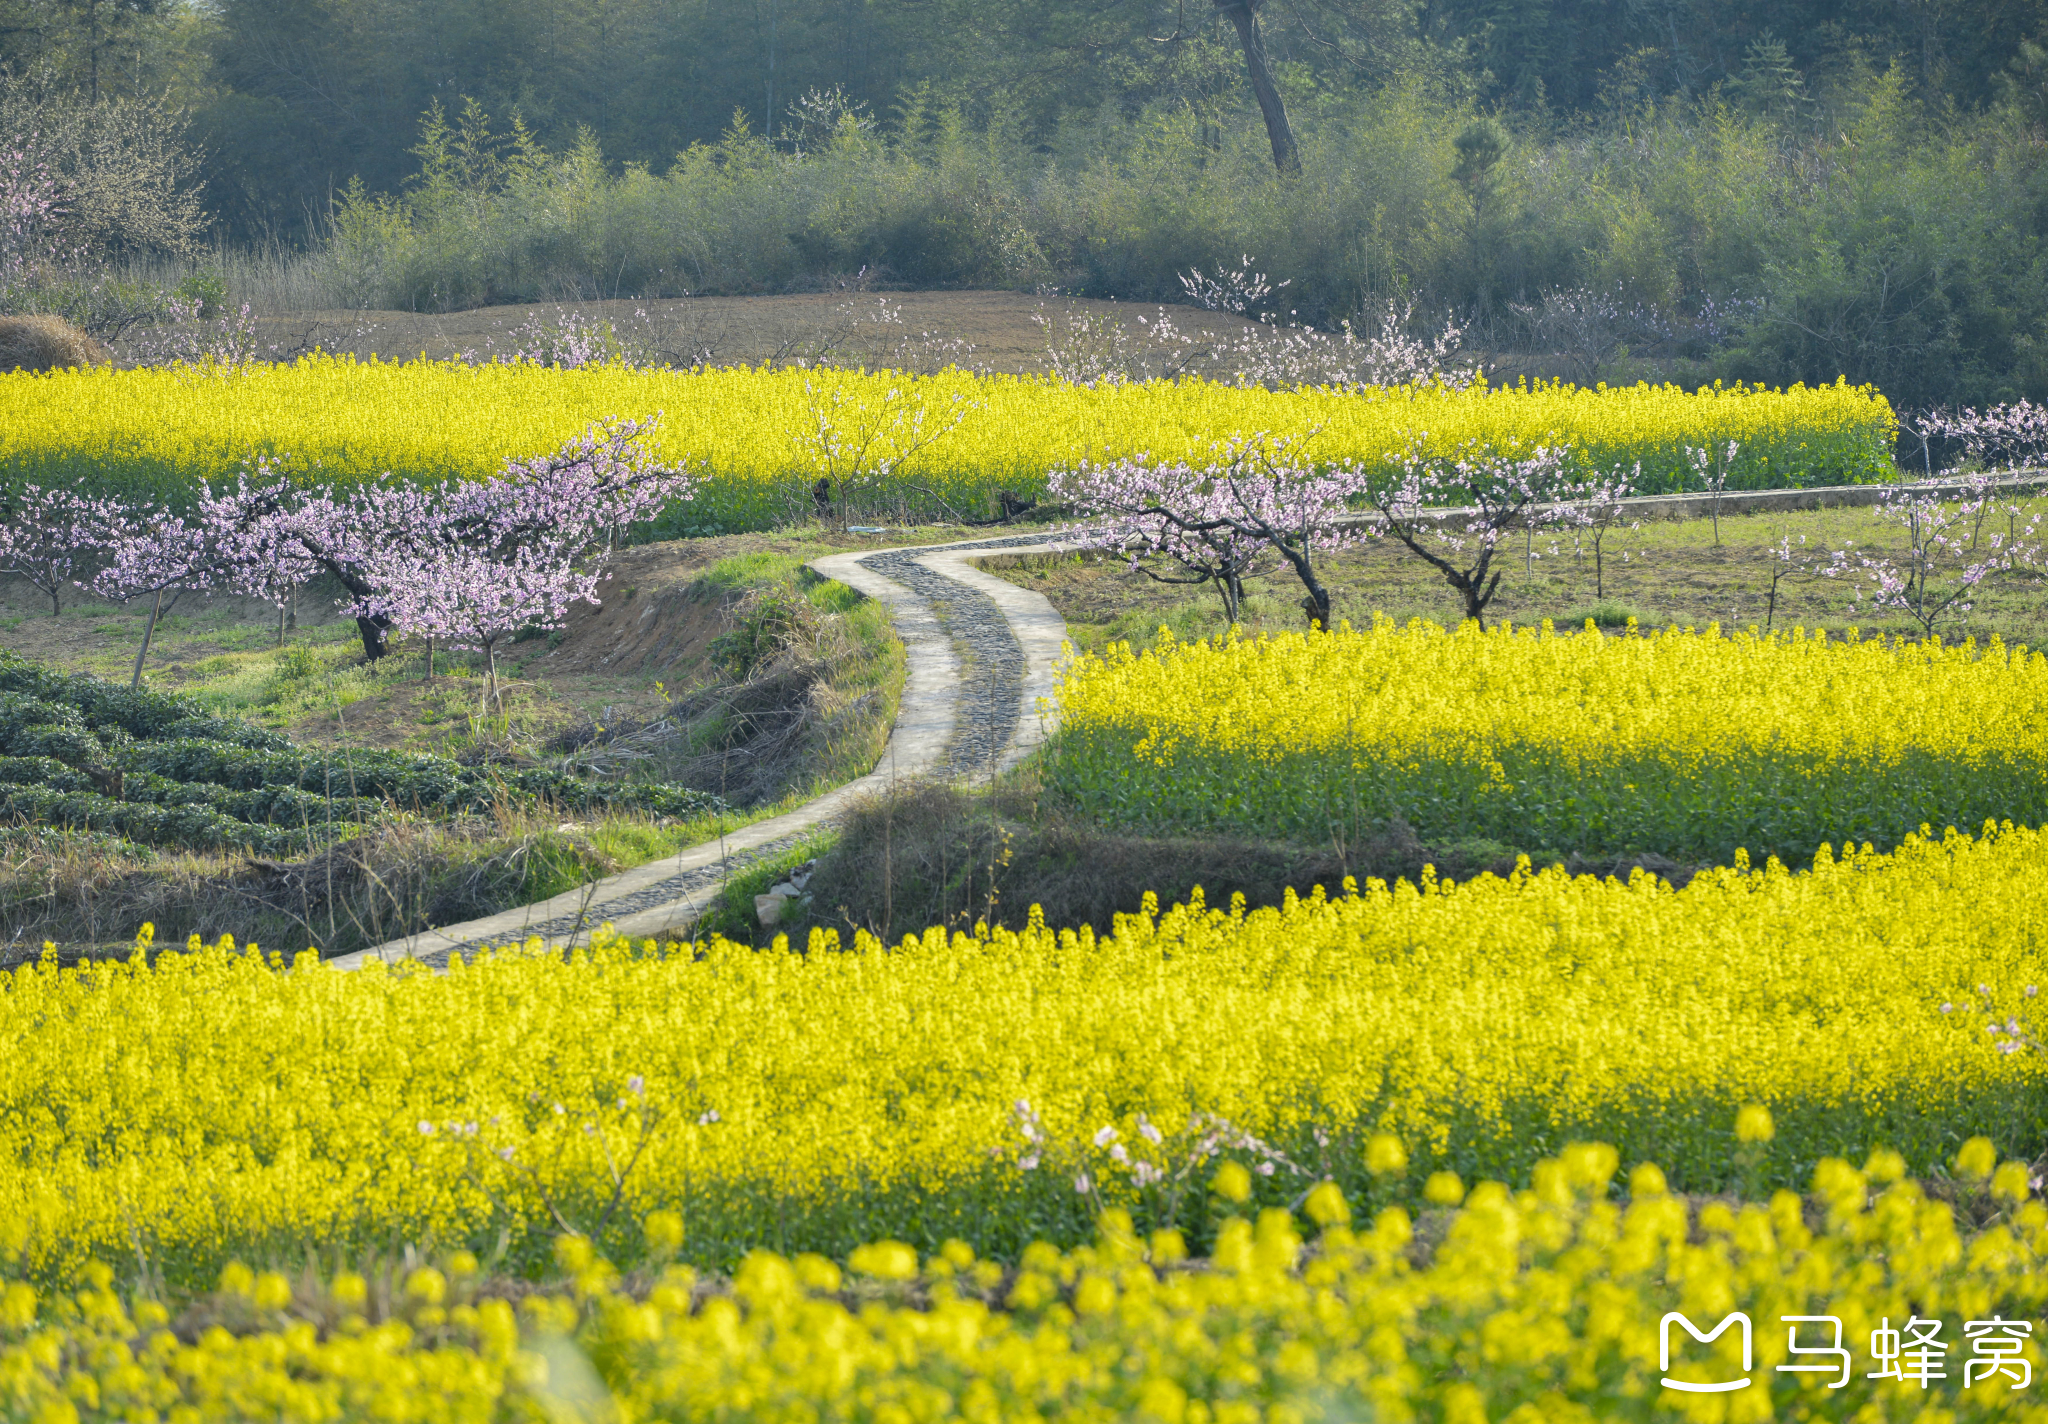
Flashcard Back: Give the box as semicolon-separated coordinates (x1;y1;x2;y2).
0;484;127;616
1820;475;2040;639
1921;401;2048;472
205;417;692;669
1053;432;1361;626
1362;435;1579;629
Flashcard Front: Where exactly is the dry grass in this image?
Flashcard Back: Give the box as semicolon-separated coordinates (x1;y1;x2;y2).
0;792;785;964
550;558;909;809
704;774;1608;949
0;314;110;372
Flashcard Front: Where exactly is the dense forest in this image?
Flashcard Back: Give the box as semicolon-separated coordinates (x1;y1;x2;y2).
3;0;2048;408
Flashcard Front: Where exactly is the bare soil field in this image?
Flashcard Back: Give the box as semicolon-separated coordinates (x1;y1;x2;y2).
253;290;1271;373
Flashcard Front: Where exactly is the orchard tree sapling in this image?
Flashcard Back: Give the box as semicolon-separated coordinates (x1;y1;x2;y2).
0;483;124;614
1052;454;1277;623
368;541;596;715
127;296;265;368
1932;400;2048;471
1201;434;1360;628
352;420;690;709
1685;440;1739;546
1557;464;1640;601
89;508;220;687
1146;289;1482;393
192;474;323;630
1054;433;1359;628
1364;436;1575;629
223;417;692;662
795;379;976;527
1821;476;2042;639
1763;523;1825;634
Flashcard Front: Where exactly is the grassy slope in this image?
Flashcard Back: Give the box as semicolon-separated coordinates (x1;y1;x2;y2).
986;499;2048;654
0;526;961;958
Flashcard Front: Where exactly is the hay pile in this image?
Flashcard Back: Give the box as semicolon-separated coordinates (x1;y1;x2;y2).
0;314;110;372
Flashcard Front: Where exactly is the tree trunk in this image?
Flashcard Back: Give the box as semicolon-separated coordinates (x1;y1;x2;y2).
1265;535;1331;629
1214;0;1301;175
282;538;389;660
1302;584;1331;628
1213;570;1243;623
353;613;392;661
130;588;164;689
1463;563;1503;629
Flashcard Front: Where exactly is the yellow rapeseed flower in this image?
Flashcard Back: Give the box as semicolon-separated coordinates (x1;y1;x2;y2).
0;360;1892;527
0;824;2043;1290
1048;618;2048;859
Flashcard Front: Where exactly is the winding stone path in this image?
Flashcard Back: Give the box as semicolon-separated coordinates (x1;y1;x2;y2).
326;532;1072;970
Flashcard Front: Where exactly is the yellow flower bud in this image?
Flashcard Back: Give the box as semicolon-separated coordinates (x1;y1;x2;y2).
794;1254;842;1292
1365;1133;1408;1176
848;1240;918;1281
1211;1160;1252;1204
1424;1171;1466;1206
1956;1136;1998;1182
1303;1180;1350;1227
1992;1161;2032;1203
642;1210;684;1257
554;1235;594;1275
1073;1274;1116;1315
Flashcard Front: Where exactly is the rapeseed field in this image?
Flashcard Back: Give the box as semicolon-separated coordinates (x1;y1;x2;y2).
1048;618;2048;859
0;359;1894;528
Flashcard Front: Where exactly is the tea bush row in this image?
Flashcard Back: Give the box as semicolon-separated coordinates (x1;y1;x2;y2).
0;651;722;851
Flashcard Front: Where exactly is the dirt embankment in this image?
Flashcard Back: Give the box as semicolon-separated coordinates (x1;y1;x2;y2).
532;538;746;682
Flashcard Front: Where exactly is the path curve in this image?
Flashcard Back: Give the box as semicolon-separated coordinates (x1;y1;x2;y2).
326;532;1072;970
